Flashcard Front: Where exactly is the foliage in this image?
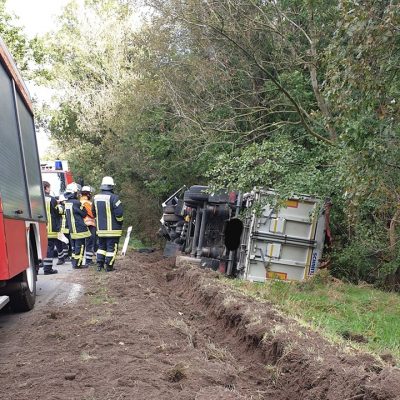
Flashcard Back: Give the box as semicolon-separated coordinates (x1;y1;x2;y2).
0;0;30;70
0;1;48;79
37;0;400;284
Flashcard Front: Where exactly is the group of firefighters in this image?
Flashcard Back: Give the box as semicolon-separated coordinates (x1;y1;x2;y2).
43;176;124;275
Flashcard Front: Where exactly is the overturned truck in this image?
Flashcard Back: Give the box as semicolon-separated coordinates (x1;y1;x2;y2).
160;186;331;282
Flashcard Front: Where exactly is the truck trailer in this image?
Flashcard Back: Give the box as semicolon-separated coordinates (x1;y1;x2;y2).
160;186;331;282
0;37;47;311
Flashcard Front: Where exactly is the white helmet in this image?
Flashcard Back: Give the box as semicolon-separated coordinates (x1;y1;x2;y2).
81;185;92;193
101;176;114;186
100;176;115;190
65;182;78;193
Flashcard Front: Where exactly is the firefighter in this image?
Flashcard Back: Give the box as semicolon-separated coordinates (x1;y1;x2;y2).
59;194;71;261
80;186;97;266
92;176;123;272
43;181;63;274
64;183;91;269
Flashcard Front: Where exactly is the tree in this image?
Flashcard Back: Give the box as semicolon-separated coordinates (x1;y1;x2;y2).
43;0;400;286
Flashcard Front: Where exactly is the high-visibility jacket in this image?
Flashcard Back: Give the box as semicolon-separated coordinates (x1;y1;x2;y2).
61;213;69;234
80;196;96;227
45;194;63;239
64;198;91;240
92;190;123;237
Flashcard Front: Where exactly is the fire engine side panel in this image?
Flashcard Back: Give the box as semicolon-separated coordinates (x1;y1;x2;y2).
0;59;30;219
0;219;28;280
39;221;48;258
0;38;47;283
15;93;46;221
0;210;9;279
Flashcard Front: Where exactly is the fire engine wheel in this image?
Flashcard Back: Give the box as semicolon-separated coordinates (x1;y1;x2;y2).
9;247;36;312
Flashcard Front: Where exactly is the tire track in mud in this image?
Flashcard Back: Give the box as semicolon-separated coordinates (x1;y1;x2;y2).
160;260;400;400
0;253;280;400
136;255;279;399
107;253;280;399
0;252;399;400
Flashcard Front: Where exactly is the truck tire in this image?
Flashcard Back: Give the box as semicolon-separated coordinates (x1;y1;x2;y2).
163;205;176;214
188;185;209;201
184;186;209;204
9;246;36;312
163;213;181;223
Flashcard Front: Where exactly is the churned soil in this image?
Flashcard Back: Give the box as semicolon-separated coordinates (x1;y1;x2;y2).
0;252;399;400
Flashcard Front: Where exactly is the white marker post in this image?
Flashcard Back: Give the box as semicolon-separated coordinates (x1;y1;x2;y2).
121;226;132;256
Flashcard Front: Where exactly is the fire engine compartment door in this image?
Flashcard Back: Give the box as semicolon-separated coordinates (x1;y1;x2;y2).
243;198;324;282
0;62;30;219
16;94;46;221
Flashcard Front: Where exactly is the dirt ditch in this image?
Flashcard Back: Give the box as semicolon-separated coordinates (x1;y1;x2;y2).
0;252;399;400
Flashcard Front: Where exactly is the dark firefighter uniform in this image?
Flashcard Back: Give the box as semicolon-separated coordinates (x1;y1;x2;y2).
44;194;63;274
92;182;123;271
59;194;71;260
64;193;91;268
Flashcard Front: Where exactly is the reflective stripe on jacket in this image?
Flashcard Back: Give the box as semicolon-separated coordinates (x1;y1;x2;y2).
45;195;63;239
65;199;91;240
61;213;69;234
92;190;123;237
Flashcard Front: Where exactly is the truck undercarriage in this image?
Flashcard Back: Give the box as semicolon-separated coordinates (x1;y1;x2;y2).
160;186;330;282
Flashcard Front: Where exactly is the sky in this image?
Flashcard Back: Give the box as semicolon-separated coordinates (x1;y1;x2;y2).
5;0;72;157
5;0;70;37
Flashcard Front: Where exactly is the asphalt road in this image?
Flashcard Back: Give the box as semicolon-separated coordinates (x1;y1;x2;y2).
0;260;84;330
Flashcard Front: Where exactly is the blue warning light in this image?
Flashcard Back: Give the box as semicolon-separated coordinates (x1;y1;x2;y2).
55;160;63;170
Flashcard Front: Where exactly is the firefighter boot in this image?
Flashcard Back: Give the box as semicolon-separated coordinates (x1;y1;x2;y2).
57;257;65;265
97;263;104;272
105;264;114;272
44;269;58;275
85;258;94;267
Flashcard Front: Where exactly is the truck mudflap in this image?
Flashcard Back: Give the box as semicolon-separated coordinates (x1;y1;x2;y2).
0;295;9;310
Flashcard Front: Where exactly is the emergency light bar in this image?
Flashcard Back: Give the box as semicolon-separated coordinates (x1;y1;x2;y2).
40;160;69;171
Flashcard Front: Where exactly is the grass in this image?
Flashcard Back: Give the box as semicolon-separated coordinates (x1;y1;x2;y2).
127;236;146;250
165;362;187;382
166;318;195;347
85;272;115;305
223;270;400;363
204;340;234;362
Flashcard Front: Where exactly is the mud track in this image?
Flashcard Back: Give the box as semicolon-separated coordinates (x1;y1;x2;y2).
0;252;399;400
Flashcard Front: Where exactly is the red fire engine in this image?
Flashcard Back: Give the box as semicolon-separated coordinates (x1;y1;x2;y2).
0;37;47;312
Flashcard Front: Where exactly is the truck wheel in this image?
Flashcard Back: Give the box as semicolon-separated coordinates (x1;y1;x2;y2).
163;205;176;214
188;186;209;201
184;186;209;203
163;213;181;223
10;247;36;312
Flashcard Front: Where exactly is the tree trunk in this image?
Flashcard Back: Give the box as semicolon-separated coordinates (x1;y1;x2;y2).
309;13;337;141
386;207;400;291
